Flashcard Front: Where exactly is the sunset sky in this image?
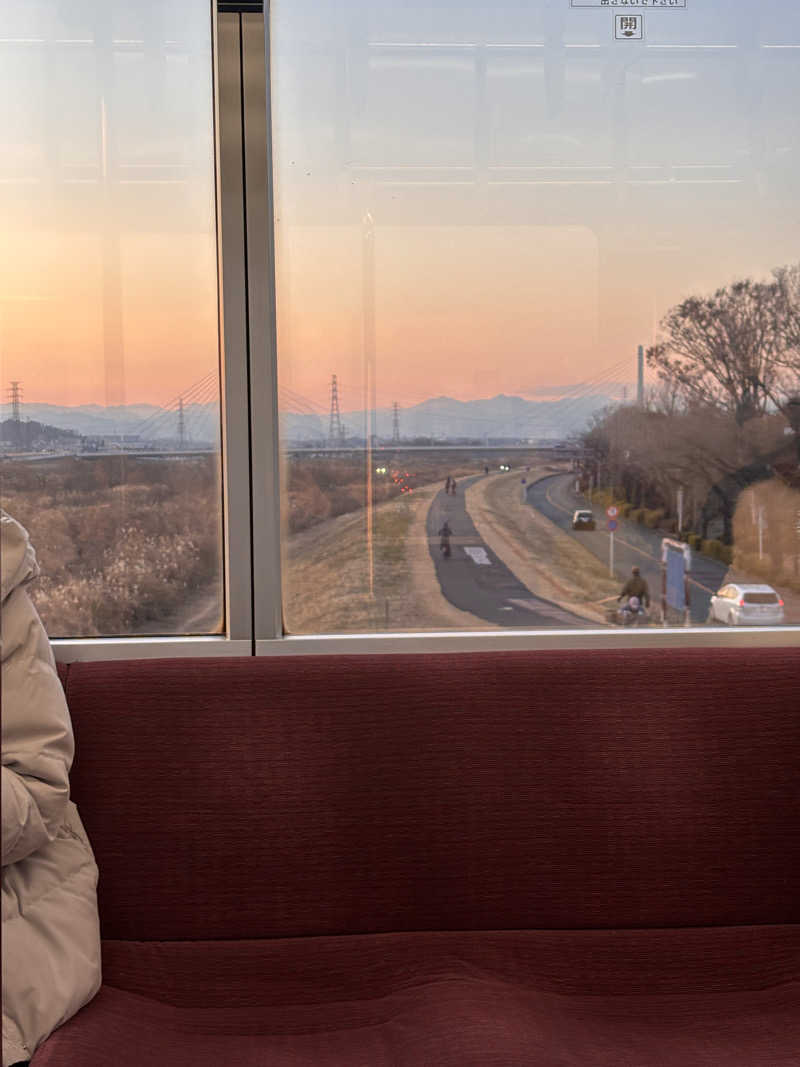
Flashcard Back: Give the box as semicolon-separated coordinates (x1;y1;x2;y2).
2;0;799;413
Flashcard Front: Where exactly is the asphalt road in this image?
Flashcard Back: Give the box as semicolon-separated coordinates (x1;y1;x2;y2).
527;474;728;624
426;476;588;628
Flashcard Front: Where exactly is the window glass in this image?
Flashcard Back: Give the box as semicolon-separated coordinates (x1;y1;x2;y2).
273;0;800;634
743;592;779;605
0;1;224;637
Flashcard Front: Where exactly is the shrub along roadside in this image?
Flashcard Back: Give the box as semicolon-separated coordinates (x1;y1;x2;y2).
591;486;736;565
701;539;734;565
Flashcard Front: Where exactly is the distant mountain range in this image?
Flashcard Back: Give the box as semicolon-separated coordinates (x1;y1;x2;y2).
0;402;221;445
308;393;622;442
1;390;624;445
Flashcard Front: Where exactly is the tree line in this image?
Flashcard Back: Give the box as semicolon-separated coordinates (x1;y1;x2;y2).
646;262;800;433
581;262;800;560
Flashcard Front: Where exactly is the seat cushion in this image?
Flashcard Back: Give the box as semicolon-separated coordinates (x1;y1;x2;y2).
59;649;800;942
32;928;800;1066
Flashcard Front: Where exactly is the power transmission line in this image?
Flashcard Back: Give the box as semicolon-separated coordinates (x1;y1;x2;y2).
7;381;22;422
328;374;346;446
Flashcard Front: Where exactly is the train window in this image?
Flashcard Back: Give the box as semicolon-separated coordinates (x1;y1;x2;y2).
1;1;224;638
271;0;800;635
3;1;798;653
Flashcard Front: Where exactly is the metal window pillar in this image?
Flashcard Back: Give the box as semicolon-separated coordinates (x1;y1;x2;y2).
217;4;282;647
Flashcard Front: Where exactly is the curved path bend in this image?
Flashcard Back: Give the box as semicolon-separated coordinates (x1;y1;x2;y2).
426;477;588;628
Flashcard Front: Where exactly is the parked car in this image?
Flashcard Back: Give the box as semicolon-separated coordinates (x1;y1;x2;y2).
708;583;785;626
572;509;596;530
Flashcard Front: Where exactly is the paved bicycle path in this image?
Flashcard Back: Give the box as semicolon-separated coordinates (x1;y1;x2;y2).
527;473;728;623
426;476;588;628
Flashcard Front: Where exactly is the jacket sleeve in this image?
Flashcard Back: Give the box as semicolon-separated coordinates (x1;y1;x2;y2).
2;584;74;868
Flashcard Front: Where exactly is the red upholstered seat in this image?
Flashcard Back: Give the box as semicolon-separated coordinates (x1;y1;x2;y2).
36;649;800;1065
34;927;800;1066
32;938;800;1066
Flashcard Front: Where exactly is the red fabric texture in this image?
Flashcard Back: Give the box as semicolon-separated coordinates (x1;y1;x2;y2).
33;933;800;1066
33;648;800;1066
102;926;800;1002
61;648;799;941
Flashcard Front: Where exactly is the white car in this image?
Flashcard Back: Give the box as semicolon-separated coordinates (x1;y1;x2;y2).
708;583;785;626
571;509;596;530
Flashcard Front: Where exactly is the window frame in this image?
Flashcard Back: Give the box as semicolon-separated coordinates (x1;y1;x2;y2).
51;4;800;662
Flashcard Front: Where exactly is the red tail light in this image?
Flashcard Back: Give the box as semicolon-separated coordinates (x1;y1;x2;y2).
778;599;784;607
738;599;745;606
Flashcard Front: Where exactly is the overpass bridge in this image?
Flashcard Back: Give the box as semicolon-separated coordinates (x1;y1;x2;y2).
3;444;580;462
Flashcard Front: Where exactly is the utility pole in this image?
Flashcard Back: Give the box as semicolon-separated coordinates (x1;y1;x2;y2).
178;397;185;450
391;401;400;444
328;374;345;447
637;344;644;406
609;528;615;576
7;381;22;422
757;505;765;560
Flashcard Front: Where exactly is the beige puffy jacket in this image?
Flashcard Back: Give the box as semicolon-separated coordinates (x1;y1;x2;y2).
1;513;101;1066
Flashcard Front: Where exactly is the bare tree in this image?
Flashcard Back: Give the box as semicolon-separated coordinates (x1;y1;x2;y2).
644;380;686;417
774;262;800;366
772;263;800;458
646;279;783;426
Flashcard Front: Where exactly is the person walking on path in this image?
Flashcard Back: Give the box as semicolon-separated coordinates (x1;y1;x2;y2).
450;478;457;496
444;476;452;495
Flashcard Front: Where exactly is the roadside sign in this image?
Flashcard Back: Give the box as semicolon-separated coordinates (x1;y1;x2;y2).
606;506;618;519
661;537;692;627
571;0;685;6
607;519;618;532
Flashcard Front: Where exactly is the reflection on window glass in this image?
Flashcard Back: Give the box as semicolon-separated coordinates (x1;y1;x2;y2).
273;0;800;635
0;1;223;638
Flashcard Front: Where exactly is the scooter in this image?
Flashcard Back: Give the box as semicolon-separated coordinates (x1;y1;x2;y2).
616;599;649;627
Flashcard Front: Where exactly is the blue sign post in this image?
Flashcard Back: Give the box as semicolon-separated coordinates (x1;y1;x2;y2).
661;538;692;626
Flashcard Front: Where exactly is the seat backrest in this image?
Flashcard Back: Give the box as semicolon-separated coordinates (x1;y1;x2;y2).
59;647;799;941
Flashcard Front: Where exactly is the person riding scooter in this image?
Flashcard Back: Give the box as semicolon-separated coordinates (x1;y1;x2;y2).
619;594;645;625
618;566;650;609
616;567;650;625
438;520;452;557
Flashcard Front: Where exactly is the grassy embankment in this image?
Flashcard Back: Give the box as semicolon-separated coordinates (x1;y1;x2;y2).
465;469;619;624
284;480;491;634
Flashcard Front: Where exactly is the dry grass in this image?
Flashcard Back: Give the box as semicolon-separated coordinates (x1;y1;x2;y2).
1;457;223;637
286;455;490;534
729;476;800;622
732;479;800;590
283;480;492;634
